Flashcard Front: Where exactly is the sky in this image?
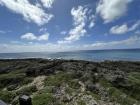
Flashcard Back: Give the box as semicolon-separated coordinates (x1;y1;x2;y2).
0;0;140;53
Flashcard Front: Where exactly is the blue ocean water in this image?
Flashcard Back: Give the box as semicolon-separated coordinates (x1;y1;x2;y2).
0;49;140;61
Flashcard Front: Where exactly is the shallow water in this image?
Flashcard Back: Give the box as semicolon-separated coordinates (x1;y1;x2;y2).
0;49;140;61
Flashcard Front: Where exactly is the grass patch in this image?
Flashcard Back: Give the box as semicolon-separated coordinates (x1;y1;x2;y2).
16;85;37;95
0;72;33;89
108;87;139;105
99;78;139;105
32;93;55;105
0;90;16;103
86;91;101;101
125;72;140;100
0;73;25;88
77;100;86;105
45;72;74;87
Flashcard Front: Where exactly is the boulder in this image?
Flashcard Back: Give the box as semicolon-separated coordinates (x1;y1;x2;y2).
26;66;55;76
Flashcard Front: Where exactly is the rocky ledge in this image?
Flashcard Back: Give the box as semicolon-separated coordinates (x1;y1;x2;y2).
0;58;140;105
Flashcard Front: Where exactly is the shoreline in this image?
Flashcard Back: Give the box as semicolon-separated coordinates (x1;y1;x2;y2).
0;58;140;62
0;49;140;61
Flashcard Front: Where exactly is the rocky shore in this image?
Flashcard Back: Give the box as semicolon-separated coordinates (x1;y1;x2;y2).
0;59;140;105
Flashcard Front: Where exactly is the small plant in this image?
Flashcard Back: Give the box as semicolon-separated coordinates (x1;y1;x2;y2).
16;85;37;95
0;90;16;103
32;93;55;105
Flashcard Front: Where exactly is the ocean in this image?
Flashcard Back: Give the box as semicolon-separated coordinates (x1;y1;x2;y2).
0;49;140;61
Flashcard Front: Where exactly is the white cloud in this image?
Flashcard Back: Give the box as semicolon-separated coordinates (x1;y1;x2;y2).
0;30;12;34
39;28;47;32
0;43;76;53
0;30;6;34
71;6;88;26
88;14;95;28
110;21;140;34
129;20;140;31
96;0;132;23
60;31;67;35
110;24;128;34
21;33;49;41
1;35;140;53
84;35;140;49
38;33;49;41
57;40;71;44
0;0;53;25
21;33;37;40
135;30;140;34
65;6;87;41
58;6;88;43
89;21;95;29
58;6;96;44
40;0;54;8
65;23;87;41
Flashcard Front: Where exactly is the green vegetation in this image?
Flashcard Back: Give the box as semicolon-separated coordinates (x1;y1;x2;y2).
32;93;55;105
45;72;80;88
77;100;86;105
99;78;139;105
16;85;37;95
0;59;140;105
0;72;33;90
0;90;16;103
0;73;24;88
125;72;140;100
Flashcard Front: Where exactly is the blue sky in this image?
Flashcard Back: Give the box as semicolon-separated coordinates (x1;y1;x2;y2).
0;0;140;53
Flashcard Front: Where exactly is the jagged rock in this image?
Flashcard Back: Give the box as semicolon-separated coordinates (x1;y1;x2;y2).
85;63;98;72
86;83;100;92
7;84;18;91
74;70;83;78
62;94;71;102
80;72;92;82
0;59;140;105
81;95;98;105
0;66;13;74
26;66;55;76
